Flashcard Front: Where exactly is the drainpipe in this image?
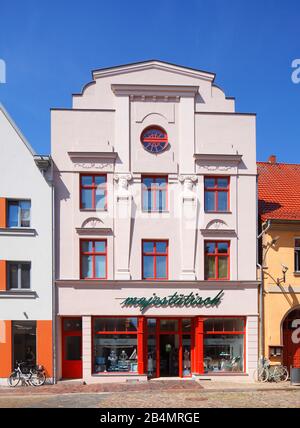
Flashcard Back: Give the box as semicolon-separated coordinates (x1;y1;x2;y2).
50;160;57;384
257;216;271;364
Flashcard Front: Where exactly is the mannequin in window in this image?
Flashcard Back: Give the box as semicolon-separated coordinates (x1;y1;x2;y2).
183;349;191;375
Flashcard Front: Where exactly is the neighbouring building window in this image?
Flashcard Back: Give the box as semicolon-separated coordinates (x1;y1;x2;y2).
142;240;168;280
142;176;167;212
205;241;230;280
80;174;107;210
295;239;300;272
7;200;31;227
7;262;31;289
12;321;36;368
204;177;229;212
80;240;107;279
93;317;138;373
204;318;245;373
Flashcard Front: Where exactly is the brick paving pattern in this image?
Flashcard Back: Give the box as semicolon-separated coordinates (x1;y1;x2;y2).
0;380;299;408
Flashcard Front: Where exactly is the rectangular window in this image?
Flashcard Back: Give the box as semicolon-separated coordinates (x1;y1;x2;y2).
12;321;36;368
80;240;107;279
142;176;167;212
205;241;230;280
7;200;31;227
142;240;168;280
204;318;245;373
295;239;300;272
7;262;31;289
204;177;229;212
93;317;138;374
80;174;107;210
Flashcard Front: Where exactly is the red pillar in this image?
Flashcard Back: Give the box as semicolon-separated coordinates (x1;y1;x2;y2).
138;316;146;375
194;316;204;374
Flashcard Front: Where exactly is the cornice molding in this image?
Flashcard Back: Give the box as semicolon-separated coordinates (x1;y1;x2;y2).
194;153;243;164
56;279;259;289
111;84;199;98
93;60;215;82
76;227;113;236
0;228;37;237
68;151;118;162
200;228;237;237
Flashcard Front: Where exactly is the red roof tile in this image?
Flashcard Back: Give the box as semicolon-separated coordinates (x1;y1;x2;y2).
257;162;300;221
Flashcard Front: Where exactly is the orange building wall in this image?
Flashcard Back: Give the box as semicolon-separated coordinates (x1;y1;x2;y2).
0;261;6;291
0;198;6;228
37;320;53;377
0;321;12;377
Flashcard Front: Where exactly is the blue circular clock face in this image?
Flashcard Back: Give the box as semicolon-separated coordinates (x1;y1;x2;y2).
141;127;169;153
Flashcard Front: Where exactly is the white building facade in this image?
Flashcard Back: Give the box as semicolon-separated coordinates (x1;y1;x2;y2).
52;61;258;383
0;105;53;383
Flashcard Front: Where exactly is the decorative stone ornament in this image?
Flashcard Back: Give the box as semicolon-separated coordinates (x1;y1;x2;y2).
114;174;132;199
179;175;198;200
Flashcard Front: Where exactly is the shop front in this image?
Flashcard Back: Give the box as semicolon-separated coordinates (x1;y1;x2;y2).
61;315;246;380
57;283;258;383
0;320;53;382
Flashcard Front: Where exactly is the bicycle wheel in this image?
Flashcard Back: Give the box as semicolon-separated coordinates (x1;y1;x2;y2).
254;367;269;382
277;366;289;382
272;367;282;383
30;370;46;387
7;371;20;387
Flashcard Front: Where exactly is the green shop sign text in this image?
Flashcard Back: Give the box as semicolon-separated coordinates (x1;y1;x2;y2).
120;290;224;312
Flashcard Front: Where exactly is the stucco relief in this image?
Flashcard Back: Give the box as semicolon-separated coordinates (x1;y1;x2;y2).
198;165;233;172
114;174;132;198
74;162;113;170
205;219;229;230
81;217;103;229
133;101;175;124
179;175;198;200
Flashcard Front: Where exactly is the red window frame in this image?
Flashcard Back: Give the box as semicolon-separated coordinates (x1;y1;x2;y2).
141;175;168;212
80;239;107;280
80;174;107;210
92;316;143;375
142;240;168;280
204;240;230;280
204;176;230;212
203;317;246;373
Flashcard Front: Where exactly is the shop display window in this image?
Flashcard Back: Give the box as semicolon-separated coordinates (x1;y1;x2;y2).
204;318;245;373
94;317;137;332
93;318;138;374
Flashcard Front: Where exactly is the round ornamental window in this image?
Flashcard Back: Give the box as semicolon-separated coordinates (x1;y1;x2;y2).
141;127;169;153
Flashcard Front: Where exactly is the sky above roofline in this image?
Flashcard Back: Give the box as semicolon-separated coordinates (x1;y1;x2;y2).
0;0;300;160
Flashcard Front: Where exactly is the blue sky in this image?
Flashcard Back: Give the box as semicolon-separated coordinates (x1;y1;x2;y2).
0;0;299;161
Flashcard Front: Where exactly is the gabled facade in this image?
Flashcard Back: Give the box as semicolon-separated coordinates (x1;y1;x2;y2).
0;105;53;383
258;157;300;370
52;60;258;383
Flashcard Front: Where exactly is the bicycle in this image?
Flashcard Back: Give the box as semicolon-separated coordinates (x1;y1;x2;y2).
254;358;289;383
8;361;46;387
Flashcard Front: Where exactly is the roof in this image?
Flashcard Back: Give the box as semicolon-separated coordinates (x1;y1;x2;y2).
91;60;216;82
0;103;36;156
0;104;51;171
257;161;300;221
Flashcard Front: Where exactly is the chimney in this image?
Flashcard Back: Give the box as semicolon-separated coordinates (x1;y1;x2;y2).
268;155;277;164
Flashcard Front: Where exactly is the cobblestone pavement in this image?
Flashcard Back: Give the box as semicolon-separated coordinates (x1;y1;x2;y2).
0;381;299;408
98;389;300;408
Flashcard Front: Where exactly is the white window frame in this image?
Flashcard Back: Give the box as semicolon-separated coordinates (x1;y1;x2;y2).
7;262;31;290
7;199;31;228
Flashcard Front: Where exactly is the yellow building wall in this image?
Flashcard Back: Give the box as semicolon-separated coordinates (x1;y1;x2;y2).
262;228;300;362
